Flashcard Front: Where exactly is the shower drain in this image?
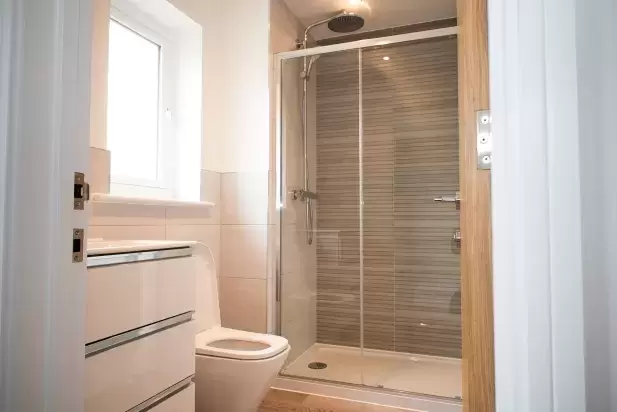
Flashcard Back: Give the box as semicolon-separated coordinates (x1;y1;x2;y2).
308;362;328;370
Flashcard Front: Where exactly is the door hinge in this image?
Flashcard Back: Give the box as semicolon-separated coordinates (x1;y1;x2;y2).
73;228;84;263
476;110;492;170
74;172;90;210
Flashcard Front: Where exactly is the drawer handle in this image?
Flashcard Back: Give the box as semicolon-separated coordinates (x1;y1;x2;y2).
85;311;193;357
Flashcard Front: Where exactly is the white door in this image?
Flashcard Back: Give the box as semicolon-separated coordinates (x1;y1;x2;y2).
0;0;93;410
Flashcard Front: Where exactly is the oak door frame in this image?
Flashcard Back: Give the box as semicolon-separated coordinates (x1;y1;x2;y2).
457;0;495;411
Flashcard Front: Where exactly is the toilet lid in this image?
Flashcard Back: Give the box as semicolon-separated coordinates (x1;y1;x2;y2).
195;327;289;360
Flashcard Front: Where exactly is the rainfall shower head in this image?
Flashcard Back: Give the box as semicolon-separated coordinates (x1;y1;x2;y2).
327;11;365;33
300;10;366;49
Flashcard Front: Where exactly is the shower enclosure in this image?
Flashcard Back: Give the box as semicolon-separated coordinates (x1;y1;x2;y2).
275;27;461;400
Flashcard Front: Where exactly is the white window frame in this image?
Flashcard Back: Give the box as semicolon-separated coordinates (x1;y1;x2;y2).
108;4;178;199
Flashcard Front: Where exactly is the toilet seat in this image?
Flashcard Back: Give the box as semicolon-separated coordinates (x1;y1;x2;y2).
195;327;289;361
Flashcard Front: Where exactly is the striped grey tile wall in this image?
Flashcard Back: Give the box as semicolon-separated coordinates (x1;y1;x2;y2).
314;38;461;358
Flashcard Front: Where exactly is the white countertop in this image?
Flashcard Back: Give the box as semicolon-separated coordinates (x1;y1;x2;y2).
87;240;197;255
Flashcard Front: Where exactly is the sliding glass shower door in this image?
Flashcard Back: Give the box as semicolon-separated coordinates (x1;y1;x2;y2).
277;34;462;400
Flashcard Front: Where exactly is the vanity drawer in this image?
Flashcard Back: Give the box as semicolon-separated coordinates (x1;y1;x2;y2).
85;320;195;412
150;383;195;412
86;255;196;343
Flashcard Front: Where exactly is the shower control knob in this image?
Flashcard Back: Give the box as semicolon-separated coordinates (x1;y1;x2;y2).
453;230;462;242
434;192;460;204
290;188;319;202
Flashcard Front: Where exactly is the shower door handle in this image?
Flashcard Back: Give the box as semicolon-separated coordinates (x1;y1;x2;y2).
452;230;462;242
434;192;460;204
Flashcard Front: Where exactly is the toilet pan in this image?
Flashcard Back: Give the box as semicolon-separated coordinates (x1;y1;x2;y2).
189;248;289;412
194;327;290;412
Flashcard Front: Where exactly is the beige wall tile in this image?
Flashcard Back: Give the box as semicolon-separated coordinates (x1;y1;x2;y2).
200;170;221;223
88;225;166;240
90;202;166;226
165;205;216;225
200;169;221;201
165;224;221;275
221;225;267;279
219;277;267;333
89;147;110;194
220;172;268;225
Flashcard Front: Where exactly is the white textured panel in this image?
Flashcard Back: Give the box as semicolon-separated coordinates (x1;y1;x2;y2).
86;257;196;343
85;321;195;412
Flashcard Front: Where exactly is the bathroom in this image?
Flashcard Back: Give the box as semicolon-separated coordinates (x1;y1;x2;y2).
6;0;617;409
84;0;479;408
82;0;477;408
11;0;614;410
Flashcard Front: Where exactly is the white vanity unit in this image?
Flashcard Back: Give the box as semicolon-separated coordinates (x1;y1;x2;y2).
85;240;198;412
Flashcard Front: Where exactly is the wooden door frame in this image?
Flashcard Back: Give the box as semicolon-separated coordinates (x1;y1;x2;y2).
458;0;494;411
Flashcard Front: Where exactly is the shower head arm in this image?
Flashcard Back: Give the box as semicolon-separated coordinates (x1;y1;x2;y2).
302;16;334;48
301;11;348;48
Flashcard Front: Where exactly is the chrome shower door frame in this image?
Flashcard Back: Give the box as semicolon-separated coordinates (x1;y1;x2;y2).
273;24;459;377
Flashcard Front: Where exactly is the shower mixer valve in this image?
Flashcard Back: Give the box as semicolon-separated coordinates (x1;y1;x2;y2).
290;188;318;202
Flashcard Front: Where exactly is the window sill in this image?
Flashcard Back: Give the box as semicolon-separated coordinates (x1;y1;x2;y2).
91;193;215;209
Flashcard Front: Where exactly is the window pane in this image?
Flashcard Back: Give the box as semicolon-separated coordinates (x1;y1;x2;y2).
107;20;161;181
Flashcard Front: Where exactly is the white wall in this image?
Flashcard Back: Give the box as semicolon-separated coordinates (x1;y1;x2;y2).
90;0;110;149
171;0;271;174
172;0;272;333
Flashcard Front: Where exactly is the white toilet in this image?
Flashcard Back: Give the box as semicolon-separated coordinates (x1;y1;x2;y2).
193;252;290;412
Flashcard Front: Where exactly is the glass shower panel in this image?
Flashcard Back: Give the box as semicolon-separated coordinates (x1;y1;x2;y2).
278;49;361;386
277;35;462;400
360;38;462;398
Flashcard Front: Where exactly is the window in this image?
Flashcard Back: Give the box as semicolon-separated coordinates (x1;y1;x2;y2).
107;11;176;198
105;0;203;202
